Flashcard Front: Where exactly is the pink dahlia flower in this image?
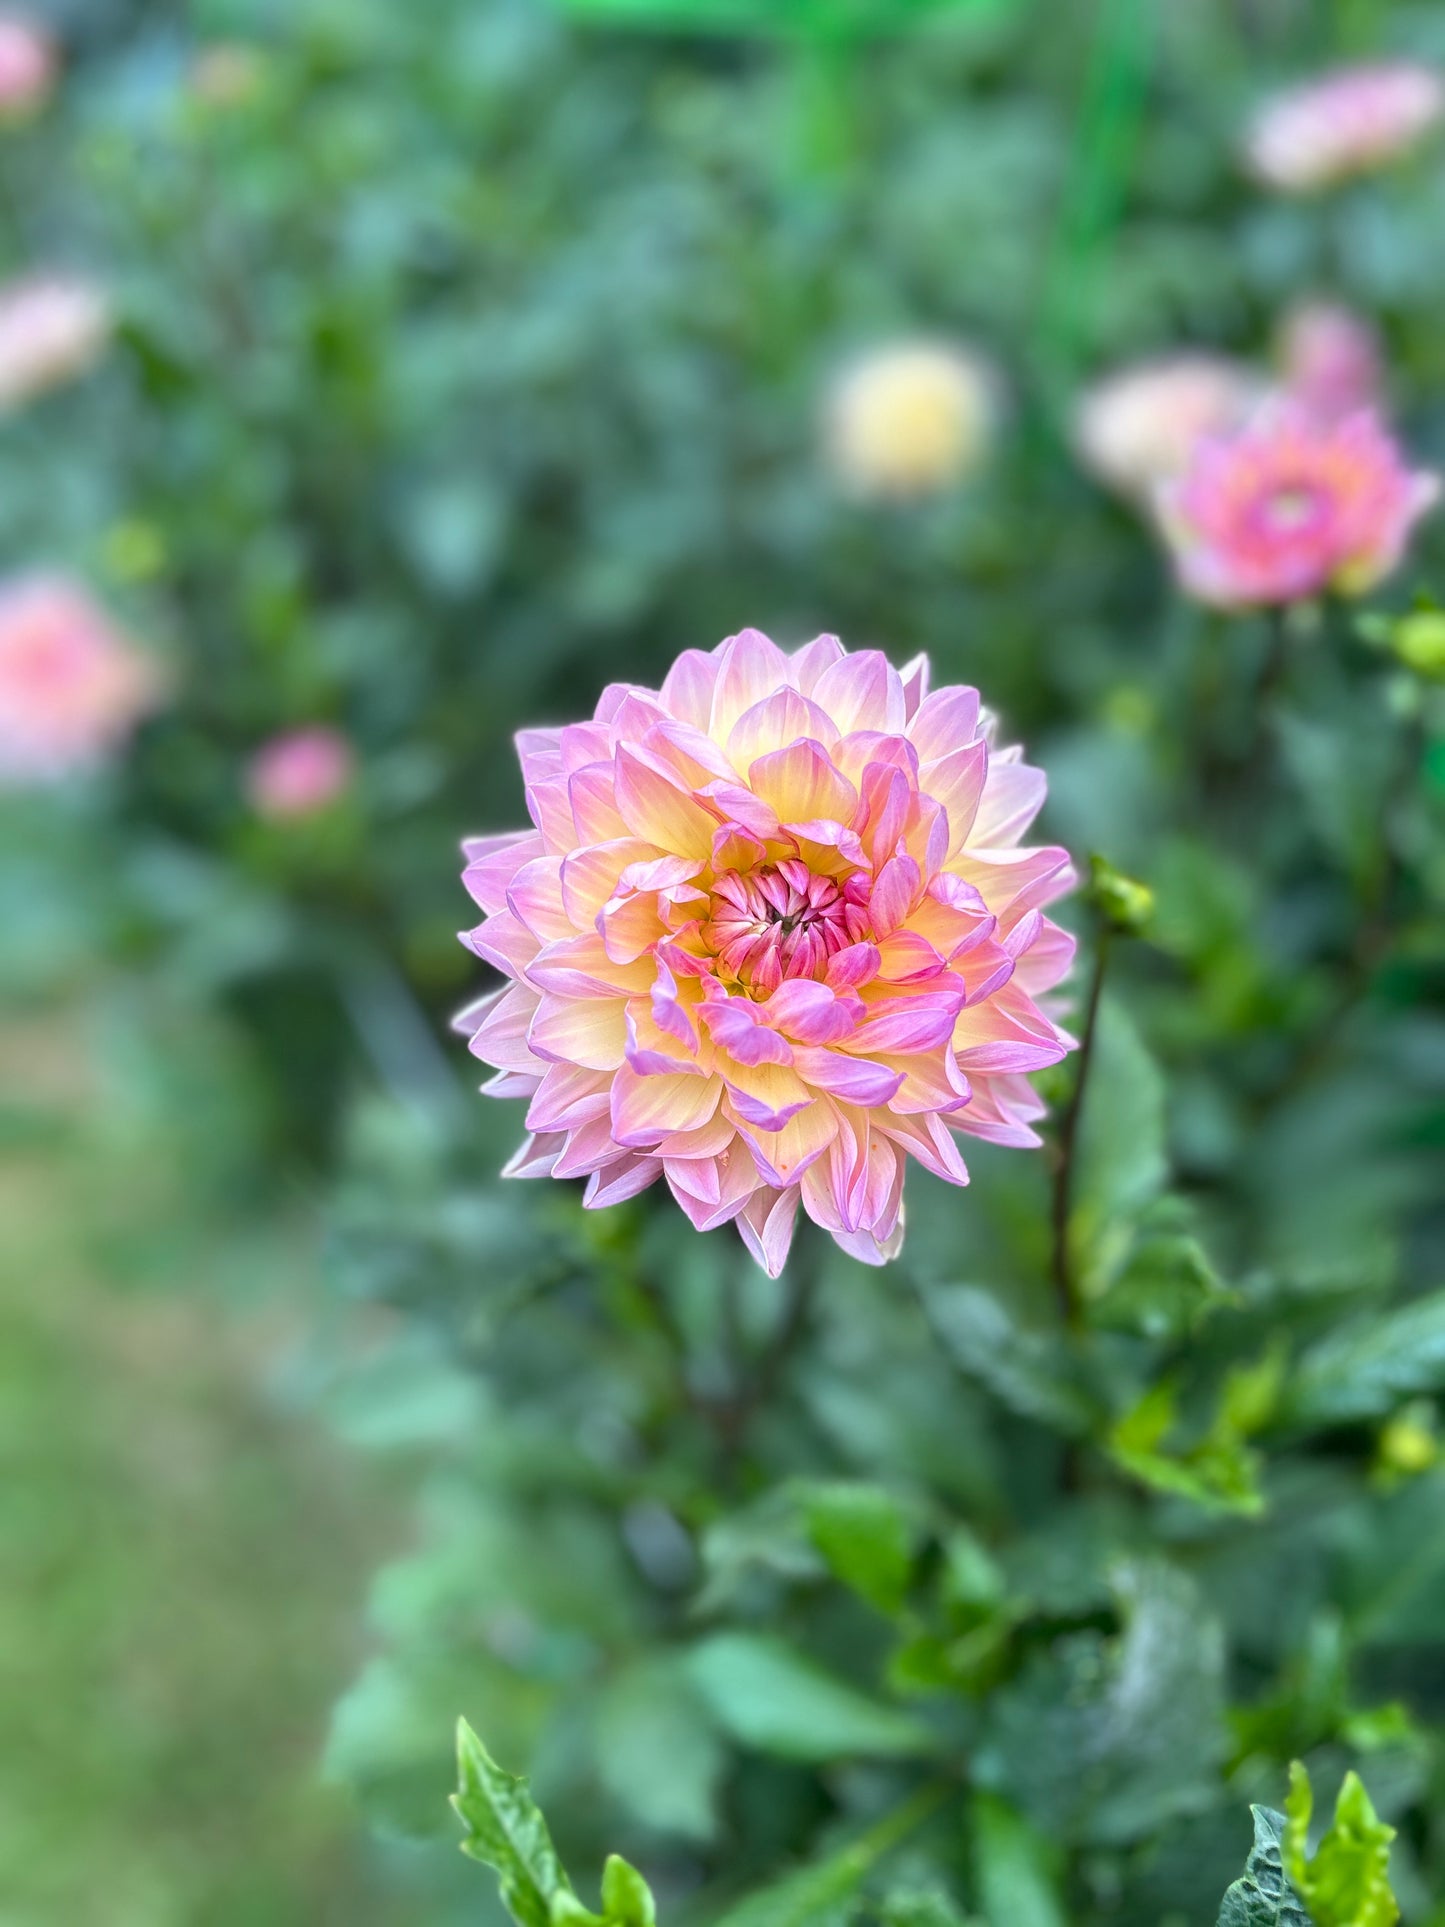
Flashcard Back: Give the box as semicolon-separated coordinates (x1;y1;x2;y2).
1278;301;1381;424
1158;404;1438;609
1246;63;1444;192
456;631;1076;1275
246;725;355;820
0;575;162;783
0;273;111;412
1074;355;1262;500
0;13;53;118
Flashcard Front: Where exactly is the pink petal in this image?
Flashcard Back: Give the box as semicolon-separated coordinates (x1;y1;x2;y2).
737;1186;800;1278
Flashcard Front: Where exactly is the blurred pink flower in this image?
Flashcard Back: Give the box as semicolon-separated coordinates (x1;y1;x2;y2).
1074;355;1262;499
0;13;53;119
246;726;355;819
0;576;162;783
1278;301;1382;423
1246;63;1444;192
826;340;996;500
1158;403;1438;608
456;630;1076;1275
0;273;111;411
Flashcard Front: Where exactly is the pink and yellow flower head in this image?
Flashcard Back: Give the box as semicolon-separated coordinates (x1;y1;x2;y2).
0;575;162;783
1074;355;1262;500
0;13;53;119
1157;404;1438;610
246;725;354;820
457;631;1076;1275
1246;62;1444;192
0;272;110;412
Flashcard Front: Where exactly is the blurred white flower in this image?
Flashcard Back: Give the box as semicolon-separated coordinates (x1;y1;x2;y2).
825;339;996;501
1246;63;1444;192
0;273;112;412
1074;355;1262;499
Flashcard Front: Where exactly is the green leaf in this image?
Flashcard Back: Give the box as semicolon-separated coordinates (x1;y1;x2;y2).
977;1561;1226;1846
592;1657;725;1843
599;1856;659;1927
452;1719;574;1927
686;1632;934;1761
1092;1227;1236;1341
1286;1291;1445;1427
1284;1763;1399;1927
797;1480;914;1615
1068;999;1168;1300
1108;1379;1264;1516
1215;1806;1310;1927
712;1784;951;1927
970;1793;1067;1927
921;1283;1103;1436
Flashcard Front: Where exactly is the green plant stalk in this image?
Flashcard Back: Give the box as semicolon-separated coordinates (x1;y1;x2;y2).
1050;921;1114;1329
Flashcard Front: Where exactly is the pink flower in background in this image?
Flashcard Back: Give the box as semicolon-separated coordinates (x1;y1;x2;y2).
456;631;1076;1275
1074;355;1262;499
1278;301;1382;423
246;726;355;819
0;13;53;119
0;273;111;411
1246;63;1444;192
1158;404;1438;609
0;576;162;783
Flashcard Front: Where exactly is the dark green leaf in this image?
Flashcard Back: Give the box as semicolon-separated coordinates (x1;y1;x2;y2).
797;1480;914;1615
1286;1292;1445;1427
686;1633;934;1761
1215;1806;1309;1927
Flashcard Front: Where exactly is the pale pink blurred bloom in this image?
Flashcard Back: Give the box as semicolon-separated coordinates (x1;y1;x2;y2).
1247;62;1444;192
0;13;54;119
0;576;162;783
190;42;263;106
1074;355;1263;499
456;631;1076;1275
1278;301;1382;423
826;340;996;500
0;273;111;411
1158;403;1438;608
246;726;355;820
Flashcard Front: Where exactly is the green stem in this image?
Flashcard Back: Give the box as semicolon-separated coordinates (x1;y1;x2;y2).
1050;923;1113;1330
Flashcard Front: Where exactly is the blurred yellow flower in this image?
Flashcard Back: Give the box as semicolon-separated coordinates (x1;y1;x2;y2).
825;340;995;501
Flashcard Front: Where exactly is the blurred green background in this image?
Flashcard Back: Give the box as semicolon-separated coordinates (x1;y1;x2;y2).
4;0;1445;1920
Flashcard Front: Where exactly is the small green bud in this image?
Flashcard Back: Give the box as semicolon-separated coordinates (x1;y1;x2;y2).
1377;1402;1437;1478
1390;610;1445;681
1087;854;1154;935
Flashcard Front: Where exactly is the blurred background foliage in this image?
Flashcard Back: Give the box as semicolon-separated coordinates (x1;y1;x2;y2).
4;0;1445;1920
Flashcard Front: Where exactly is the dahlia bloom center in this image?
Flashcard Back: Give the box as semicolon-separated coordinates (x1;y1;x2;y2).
705;860;870;991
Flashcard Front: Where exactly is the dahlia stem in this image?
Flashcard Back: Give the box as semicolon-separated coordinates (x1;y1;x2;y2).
1049;923;1113;1331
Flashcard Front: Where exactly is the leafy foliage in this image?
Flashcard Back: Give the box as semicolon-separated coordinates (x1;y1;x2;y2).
1215;1806;1309;1927
8;0;1445;1922
1282;1763;1399;1927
